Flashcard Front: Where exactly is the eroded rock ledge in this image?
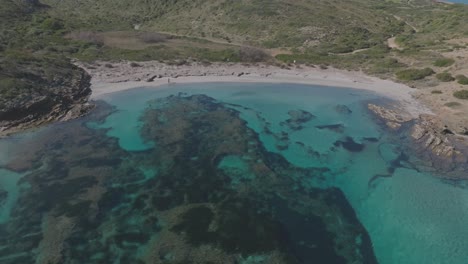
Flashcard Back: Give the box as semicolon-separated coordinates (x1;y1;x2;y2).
0;66;93;137
368;103;468;178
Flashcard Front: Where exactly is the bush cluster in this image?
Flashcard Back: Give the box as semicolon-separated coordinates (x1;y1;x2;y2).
453;90;468;100
436;72;455;82
456;74;468;85
396;68;434;81
238;46;269;62
433;58;455;67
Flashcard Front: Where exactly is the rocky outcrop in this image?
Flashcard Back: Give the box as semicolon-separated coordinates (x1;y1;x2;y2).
368;103;468;178
409;114;467;174
335;104;352;115
368;104;412;129
280;109;315;131
0;65;93;137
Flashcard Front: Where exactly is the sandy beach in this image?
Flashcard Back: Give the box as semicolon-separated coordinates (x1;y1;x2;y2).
81;61;431;118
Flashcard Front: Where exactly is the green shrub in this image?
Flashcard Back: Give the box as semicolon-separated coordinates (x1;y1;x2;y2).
444;102;461;107
238;46;269;62
41;18;64;31
431;90;442;94
456;74;468;85
396;68;434;81
436;72;455;82
453;90;468;99
433;58;455;67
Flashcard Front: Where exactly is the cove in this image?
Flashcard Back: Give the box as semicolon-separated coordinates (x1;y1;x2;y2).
0;83;467;263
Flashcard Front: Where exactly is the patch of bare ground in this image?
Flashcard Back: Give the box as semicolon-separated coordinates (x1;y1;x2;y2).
387;37;403;50
407;39;468;135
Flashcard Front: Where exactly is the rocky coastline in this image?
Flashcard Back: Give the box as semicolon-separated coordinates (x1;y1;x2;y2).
0;65;94;137
368;103;468;179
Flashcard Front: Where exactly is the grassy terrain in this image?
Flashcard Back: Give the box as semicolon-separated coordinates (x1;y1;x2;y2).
4;0;468;104
0;0;79;108
41;0;405;48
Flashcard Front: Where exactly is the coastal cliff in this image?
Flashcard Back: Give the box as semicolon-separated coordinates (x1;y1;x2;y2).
0;63;93;136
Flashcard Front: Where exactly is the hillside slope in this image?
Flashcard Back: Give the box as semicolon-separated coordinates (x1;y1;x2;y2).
42;0;405;50
0;0;92;135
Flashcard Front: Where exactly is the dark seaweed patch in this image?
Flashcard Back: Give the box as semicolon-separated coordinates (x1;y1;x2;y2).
56;200;92;217
316;124;345;133
281;110;316;131
334;137;365;152
114;232;149;247
363;137;379;142
0;93;378;263
0;189;7;206
215;200;287;255
171;206;217;246
335;105;352;115
36;176;97;211
273;197;346;264
171;201;289;256
77;157;122;168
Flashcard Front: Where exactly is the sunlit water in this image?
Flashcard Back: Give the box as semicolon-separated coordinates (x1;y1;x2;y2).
1;83;467;263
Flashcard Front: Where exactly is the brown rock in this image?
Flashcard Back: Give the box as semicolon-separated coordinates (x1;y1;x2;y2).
368;104;412;130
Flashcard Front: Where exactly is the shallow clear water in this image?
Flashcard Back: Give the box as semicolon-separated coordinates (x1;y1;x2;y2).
1;83;467;263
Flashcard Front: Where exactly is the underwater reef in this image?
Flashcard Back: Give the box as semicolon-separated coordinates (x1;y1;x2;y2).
0;94;377;263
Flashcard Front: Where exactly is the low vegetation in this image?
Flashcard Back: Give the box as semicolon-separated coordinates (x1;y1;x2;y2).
433;58;455;67
453;90;468;100
396;68;434;81
444;102;462;108
436;72;455;82
456;75;468;85
238;47;270;62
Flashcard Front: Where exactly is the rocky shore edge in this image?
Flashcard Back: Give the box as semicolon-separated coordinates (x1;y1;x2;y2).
0;66;94;138
368;103;468;178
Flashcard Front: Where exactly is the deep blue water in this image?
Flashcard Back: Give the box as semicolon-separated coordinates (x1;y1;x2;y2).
1;83;468;263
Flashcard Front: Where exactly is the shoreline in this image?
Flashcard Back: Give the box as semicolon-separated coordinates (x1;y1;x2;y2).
85;61;431;118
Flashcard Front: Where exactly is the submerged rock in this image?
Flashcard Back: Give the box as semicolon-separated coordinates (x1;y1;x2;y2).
281;109;316;131
140;95;376;263
316;124;345;133
334;137;365;152
0;189;7;206
335;104;352;115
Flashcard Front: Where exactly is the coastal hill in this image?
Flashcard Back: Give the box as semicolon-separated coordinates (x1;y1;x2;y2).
2;0;468;136
0;0;92;134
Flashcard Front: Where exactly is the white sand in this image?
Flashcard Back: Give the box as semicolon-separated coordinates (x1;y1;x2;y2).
83;61;432;118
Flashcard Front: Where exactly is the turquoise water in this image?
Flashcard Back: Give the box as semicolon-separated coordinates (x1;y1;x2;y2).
0;83;468;263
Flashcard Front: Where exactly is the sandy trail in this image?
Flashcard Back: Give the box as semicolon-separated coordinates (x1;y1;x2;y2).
387;37;403;50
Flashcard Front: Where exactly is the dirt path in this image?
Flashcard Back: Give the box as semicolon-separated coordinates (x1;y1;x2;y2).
328;48;370;56
387;37;403;50
393;15;419;33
